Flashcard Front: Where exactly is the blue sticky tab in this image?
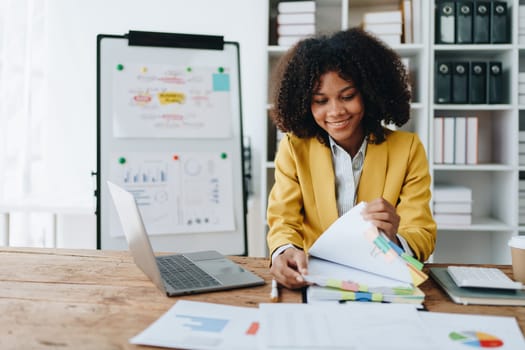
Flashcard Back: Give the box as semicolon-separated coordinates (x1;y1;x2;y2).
354;292;372;301
387;240;404;255
213;73;230;91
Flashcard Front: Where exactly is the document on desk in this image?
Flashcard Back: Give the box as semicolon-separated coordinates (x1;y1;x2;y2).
258;302;437;350
419;311;525;349
130;300;259;350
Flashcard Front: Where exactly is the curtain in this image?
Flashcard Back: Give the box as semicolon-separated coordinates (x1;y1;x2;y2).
0;0;51;246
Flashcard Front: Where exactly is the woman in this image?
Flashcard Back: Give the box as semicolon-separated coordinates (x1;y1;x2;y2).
267;28;436;289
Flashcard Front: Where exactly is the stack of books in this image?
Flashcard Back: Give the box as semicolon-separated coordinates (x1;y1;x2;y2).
433;185;472;226
303;202;427;306
361;10;403;46
520;73;525;105
434;116;478;165
276;1;316;47
520;175;525;226
520;5;525;44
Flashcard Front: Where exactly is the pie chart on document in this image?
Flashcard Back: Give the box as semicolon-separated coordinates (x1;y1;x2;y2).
448;330;504;348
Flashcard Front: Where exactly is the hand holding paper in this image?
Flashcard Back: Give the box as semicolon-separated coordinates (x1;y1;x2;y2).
307;202;427;287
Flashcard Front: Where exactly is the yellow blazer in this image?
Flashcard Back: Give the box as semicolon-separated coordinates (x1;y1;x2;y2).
266;130;436;262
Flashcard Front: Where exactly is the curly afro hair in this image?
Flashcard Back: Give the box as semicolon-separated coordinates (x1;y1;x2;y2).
270;27;411;145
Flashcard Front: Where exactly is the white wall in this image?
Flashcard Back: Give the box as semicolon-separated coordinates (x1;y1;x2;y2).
45;0;268;255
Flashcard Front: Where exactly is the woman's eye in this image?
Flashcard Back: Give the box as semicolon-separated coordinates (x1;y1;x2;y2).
313;99;327;105
342;94;355;101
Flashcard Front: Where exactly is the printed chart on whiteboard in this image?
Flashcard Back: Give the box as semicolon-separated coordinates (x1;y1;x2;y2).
113;63;233;139
108;151;235;236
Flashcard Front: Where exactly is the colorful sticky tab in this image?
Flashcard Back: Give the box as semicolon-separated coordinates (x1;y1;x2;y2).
213;73;230;91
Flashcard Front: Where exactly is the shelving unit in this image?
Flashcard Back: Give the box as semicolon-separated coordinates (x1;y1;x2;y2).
262;0;522;263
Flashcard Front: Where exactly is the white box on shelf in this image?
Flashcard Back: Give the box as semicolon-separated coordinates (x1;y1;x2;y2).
277;1;316;13
433;201;472;214
363;23;402;35
277;13;315;25
277;24;315;36
277;35;309;47
434;185;472;203
375;34;401;46
362;10;402;24
434;213;472;225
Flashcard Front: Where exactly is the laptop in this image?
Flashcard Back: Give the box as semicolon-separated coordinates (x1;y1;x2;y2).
107;181;265;296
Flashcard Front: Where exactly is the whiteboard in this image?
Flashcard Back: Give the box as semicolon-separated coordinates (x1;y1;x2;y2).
97;31;247;255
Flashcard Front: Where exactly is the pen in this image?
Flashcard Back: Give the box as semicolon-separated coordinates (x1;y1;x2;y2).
270;279;279;302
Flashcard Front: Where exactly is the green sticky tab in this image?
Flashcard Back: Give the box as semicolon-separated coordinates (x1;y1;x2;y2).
358;284;368;292
402;253;424;270
186;67;192;72
374;235;391;252
326;279;341;289
220;152;227;159
118;157;126;164
341;291;356;300
116;64;124;71
371;293;383;302
392;287;415;295
218;66;224;73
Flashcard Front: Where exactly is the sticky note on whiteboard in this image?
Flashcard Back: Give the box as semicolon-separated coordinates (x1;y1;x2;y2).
213;73;230;91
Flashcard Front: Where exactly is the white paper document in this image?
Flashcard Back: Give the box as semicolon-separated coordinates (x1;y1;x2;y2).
258;302;435;350
308;202;413;284
130;300;259;350
419;311;525;349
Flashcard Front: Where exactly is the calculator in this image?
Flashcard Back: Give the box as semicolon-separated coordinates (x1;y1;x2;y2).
447;266;523;290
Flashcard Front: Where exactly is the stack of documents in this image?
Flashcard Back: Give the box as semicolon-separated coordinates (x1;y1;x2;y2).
303;202;427;305
130;300;525;350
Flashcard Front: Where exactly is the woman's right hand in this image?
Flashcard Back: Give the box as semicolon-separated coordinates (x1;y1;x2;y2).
270;247;309;289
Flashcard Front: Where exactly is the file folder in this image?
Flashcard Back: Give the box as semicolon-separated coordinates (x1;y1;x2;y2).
452;62;469;104
469;61;487;104
488;61;503;104
473;1;490;43
435;62;452;103
436;1;455;44
456;1;473;44
491;1;509;43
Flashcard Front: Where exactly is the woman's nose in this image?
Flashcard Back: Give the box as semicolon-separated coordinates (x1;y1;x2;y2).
327;100;344;116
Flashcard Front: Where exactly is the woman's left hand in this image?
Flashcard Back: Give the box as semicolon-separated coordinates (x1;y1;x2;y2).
362;198;400;244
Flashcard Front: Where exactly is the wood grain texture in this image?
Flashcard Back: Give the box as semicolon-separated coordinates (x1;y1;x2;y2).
0;248;523;349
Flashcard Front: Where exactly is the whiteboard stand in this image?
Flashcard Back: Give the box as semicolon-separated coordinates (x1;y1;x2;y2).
96;31;247;255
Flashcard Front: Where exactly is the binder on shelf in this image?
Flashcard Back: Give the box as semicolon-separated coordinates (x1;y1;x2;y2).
452;62;469;104
401;0;413;43
454;116;467;164
466;116;479;164
436;1;455;44
469;62;487;104
491;1;509;43
435;61;452;103
473;1;490;44
434;117;444;164
456;1;473;44
443;117;455;164
488;61;503;104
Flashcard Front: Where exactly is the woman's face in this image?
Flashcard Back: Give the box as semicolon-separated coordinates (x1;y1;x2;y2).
311;71;365;155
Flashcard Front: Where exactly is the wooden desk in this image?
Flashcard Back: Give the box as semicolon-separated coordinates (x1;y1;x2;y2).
0;247;523;349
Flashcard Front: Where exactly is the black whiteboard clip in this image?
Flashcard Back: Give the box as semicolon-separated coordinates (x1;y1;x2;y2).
127;30;224;50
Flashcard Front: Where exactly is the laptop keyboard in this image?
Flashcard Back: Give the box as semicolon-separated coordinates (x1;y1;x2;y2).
157;255;221;290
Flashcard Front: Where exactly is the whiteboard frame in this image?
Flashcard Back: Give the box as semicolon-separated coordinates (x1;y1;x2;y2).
96;31;247;255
